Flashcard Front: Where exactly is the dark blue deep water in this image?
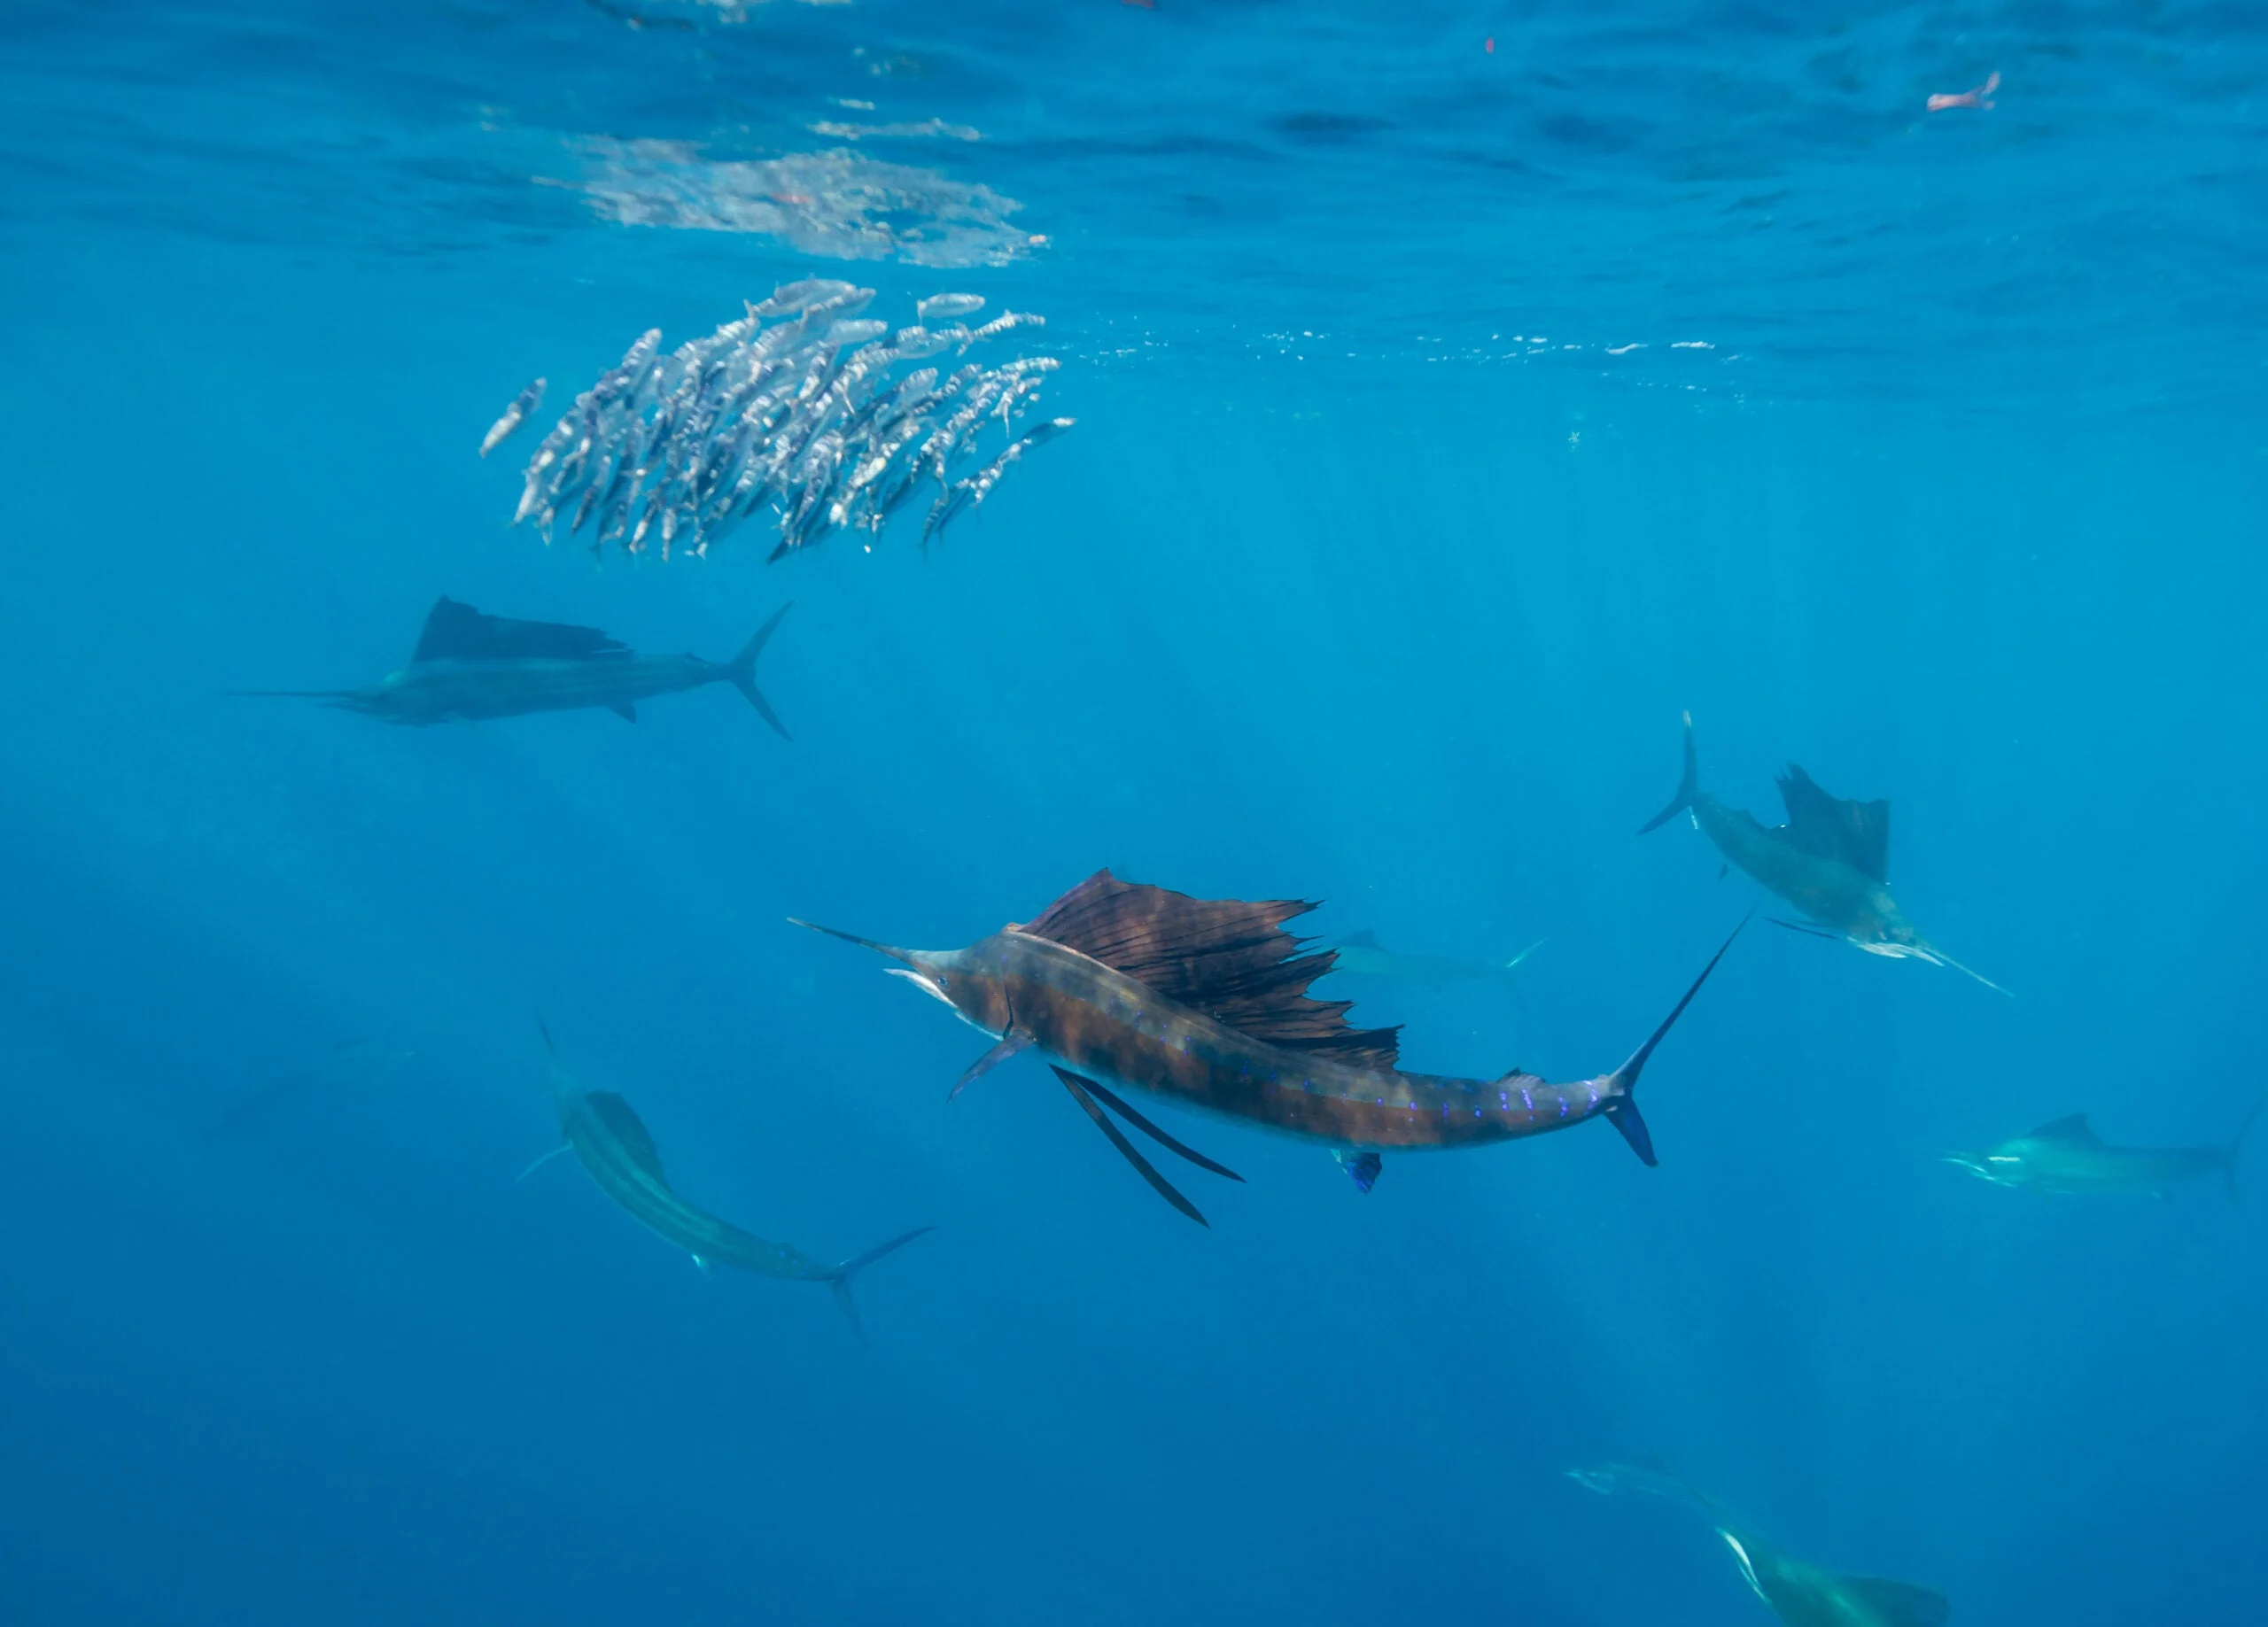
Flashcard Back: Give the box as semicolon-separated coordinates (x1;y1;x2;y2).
4;4;2264;1623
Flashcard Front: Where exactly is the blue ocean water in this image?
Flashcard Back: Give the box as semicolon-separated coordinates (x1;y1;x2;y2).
3;3;2264;1623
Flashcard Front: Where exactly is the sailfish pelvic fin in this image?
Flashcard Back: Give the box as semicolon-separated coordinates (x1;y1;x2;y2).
1052;1067;1214;1226
1072;1073;1244;1182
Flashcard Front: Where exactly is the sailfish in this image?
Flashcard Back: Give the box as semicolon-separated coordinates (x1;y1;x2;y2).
524;1024;928;1339
1571;1462;1951;1627
794;871;1740;1225
1943;1099;2262;1197
234;598;791;733
1640;712;2005;992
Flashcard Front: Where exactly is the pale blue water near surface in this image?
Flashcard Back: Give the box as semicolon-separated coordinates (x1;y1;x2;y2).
2;4;2264;1623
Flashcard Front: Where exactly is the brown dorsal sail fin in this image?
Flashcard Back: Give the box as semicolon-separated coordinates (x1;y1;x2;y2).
411;598;631;666
1774;764;1891;882
1021;871;1401;1071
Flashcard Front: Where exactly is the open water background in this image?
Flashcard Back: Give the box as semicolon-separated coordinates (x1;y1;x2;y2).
2;4;2264;1623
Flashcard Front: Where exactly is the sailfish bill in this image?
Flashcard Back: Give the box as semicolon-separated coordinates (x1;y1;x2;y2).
795;870;1739;1223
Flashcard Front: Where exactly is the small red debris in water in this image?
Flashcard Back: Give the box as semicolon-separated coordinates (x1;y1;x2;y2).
1927;70;1999;112
1485;37;1495;53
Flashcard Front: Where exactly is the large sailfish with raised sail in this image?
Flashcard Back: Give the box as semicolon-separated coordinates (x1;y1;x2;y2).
1640;711;2005;992
795;871;1740;1225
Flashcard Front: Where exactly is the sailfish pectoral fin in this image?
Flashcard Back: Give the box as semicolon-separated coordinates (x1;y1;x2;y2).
1073;1073;1244;1182
949;1031;1033;1101
1052;1067;1212;1226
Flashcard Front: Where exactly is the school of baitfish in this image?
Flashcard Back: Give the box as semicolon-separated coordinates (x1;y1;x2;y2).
490;277;1072;563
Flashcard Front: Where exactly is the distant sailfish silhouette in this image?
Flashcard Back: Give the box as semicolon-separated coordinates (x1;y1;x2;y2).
796;870;1739;1225
1945;1099;2263;1198
1326;930;1543;990
234;598;790;733
1641;712;2007;994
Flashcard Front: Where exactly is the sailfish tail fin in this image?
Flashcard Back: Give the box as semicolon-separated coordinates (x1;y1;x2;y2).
1600;918;1747;1166
725;602;792;739
2225;1094;2264;1201
822;1226;933;1344
1638;711;1700;834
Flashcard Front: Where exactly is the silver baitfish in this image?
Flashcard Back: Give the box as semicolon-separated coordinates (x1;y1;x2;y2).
480;377;546;458
502;280;1071;564
917;292;985;322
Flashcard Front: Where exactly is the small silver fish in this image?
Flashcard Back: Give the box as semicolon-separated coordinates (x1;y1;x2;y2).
891;325;951;360
918;293;985;323
510;283;1067;562
966;311;1043;345
481;378;546;458
753;279;859;317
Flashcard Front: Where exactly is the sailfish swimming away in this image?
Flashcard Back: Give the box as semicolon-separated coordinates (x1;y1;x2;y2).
1572;1462;1951;1627
1641;712;2006;993
525;1024;928;1340
794;871;1740;1225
